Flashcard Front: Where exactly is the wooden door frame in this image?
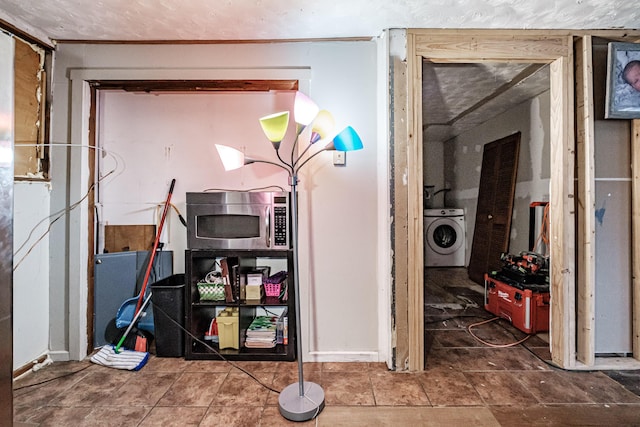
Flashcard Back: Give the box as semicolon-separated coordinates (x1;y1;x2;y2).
400;29;640;371
403;29;574;370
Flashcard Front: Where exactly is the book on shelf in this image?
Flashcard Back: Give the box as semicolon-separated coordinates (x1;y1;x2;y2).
245;315;278;349
231;265;271;302
220;258;234;303
276;312;288;345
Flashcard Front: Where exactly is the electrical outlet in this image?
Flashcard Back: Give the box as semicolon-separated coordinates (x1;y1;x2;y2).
333;151;346;166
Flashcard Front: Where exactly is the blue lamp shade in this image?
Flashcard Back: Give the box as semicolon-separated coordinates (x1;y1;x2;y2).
331;126;363;151
215;144;246;171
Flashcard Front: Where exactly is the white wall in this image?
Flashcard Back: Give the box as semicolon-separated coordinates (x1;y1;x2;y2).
97;90;301;272
445;91;551;261
13;182;50;369
423;139;445;208
49;40;386;363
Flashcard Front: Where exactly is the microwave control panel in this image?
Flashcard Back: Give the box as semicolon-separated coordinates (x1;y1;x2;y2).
273;205;288;247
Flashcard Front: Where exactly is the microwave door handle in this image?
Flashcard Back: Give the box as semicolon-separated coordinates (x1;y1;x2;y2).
265;206;271;248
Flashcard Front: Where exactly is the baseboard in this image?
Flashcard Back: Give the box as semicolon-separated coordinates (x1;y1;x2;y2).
47;350;70;362
307;351;381;363
12;354;48;379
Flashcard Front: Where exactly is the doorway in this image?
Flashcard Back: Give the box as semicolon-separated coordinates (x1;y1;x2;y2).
88;81;299;353
64;68;312;361
397;30;575;371
422;57;551;369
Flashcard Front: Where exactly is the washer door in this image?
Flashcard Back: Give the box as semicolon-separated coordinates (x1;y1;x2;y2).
426;218;464;255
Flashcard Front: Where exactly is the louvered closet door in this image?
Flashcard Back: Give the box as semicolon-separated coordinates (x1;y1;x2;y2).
468;132;521;284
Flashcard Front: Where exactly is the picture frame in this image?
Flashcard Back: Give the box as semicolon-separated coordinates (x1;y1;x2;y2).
605;42;640;119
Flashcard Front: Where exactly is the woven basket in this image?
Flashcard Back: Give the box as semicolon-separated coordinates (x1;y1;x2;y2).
197;282;226;301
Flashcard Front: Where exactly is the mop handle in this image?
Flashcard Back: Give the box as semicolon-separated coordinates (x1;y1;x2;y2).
114;292;153;353
133;179;176;316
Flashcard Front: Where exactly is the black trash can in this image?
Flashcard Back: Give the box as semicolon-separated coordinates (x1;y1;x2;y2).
151;274;185;357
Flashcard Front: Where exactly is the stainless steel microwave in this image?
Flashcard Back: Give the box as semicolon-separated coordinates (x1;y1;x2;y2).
186;191;290;250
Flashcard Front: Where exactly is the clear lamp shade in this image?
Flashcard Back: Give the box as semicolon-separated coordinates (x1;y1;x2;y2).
330;126;364;151
215;144;246;171
259;111;290;149
294;92;320;127
310;110;335;144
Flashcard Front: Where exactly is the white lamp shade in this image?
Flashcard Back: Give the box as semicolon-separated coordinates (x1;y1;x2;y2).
294;92;319;126
215;144;245;171
310;110;335;143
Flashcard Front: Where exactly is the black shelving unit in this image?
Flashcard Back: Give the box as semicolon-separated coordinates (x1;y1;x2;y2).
184;249;295;361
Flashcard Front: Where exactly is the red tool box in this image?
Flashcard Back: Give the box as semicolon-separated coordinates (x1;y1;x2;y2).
484;273;550;334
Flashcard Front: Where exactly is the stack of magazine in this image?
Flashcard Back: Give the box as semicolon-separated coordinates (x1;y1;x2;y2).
245;309;288;349
245;316;278;348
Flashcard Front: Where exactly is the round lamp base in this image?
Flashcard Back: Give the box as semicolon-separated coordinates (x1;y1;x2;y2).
278;381;325;422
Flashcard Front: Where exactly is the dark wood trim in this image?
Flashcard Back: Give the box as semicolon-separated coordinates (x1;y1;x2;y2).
86;87;97;356
91;80;298;93
12;355;47;379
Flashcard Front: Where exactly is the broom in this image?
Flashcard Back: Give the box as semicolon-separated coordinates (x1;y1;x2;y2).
91;179;176;370
90;293;153;370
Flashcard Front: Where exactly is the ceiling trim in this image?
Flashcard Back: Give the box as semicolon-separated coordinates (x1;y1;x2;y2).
54;37;374;45
69;67;311;83
0;18;54;50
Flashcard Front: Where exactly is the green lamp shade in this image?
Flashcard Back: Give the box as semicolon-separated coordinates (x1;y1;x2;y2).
332;126;363;151
294;91;320;126
310;110;335;144
215;144;246;171
259;111;290;149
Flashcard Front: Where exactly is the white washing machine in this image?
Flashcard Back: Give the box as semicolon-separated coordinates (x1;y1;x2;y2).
424;208;466;267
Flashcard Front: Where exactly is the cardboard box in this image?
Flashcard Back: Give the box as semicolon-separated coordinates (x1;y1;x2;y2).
245;284;262;301
217;308;239;349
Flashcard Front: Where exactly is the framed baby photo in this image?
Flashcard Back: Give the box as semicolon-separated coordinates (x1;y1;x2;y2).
605;42;640;119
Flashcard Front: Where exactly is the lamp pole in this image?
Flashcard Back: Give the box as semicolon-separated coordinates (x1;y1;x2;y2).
277;166;326;422
290;175;305;396
244;150;327;421
215;95;362;422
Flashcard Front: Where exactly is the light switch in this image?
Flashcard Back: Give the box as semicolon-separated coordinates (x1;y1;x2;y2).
333;151;346;166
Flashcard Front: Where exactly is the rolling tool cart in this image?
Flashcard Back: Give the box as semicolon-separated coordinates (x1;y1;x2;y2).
484;270;550;334
484;202;550;334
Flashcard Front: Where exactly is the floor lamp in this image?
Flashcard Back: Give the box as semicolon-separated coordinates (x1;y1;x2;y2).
215;92;363;421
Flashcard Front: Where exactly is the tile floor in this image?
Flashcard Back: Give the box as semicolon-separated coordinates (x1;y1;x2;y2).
11;268;640;426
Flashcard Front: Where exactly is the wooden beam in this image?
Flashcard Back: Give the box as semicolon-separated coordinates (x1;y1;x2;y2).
14;38;44;177
412;31;569;63
574;36;596;366
392;53;410;371
407;32;424;371
632;119;640;361
549;48;576;369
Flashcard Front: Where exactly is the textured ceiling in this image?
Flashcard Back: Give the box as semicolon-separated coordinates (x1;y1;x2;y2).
0;0;638;44
0;1;634;144
423;62;550;143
